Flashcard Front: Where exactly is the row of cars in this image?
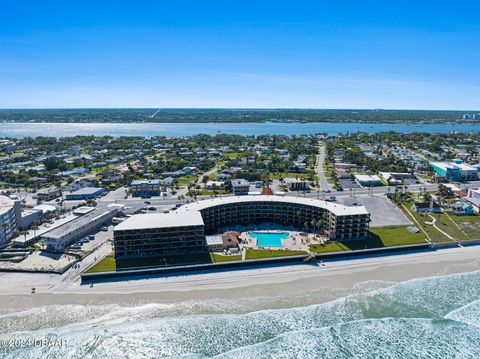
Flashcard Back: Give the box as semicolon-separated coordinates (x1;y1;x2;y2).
70;226;109;249
71;235;95;249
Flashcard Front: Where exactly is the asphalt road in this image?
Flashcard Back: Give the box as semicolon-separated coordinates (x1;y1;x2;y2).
316;141;332;191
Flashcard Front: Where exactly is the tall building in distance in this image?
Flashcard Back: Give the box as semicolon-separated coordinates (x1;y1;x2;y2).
0;196;20;248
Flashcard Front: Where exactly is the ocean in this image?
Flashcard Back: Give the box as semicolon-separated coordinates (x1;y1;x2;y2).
1;270;480;358
0;121;479;138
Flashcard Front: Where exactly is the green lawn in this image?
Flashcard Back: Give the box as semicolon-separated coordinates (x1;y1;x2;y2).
207;172;219;180
397;203;451;243
368;226;429;246
175;175;198;187
210;253;242;262
86;254;116;273
245;249;307;260
222;152;245;159
90;164;116;173
309;226;427;254
429;213;469;241
309;242;350;253
448;215;480;239
87;252;241;273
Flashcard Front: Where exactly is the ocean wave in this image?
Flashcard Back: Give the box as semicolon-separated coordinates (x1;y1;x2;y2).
1;270;480;358
216;318;480;359
444;299;480;328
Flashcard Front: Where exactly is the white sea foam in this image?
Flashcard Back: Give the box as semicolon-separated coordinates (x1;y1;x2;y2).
217;318;480;359
444;299;480;328
1;270;480;358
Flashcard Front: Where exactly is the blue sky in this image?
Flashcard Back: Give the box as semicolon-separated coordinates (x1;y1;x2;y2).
0;1;479;109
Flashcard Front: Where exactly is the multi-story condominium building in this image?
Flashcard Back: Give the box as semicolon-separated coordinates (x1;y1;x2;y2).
231;179;250;195
0;196;21;248
114;196;370;259
131;179;161;198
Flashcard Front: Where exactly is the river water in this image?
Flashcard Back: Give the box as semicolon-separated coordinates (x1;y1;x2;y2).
0;122;478;138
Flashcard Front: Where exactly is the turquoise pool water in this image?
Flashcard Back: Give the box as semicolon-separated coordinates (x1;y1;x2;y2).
248;232;289;247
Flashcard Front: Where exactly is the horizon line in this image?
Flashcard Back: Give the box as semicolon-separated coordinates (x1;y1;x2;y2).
0;107;479;112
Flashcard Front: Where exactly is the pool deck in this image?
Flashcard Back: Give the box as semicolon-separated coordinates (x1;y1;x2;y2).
241;230;328;251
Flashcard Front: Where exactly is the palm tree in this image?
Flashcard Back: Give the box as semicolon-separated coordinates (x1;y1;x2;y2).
32;220;41;239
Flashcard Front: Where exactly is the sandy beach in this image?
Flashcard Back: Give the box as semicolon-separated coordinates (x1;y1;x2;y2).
1;245;480;312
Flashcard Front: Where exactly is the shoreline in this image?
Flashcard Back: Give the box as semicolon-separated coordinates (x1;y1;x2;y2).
1;245;479;313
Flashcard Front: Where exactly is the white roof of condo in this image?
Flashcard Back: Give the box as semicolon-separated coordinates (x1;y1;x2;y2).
114;210;204;231
115;195;369;231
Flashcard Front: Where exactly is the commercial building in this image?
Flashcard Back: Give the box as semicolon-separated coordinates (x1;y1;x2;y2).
430;160;479;182
0;196;21;248
286;179;309;191
113;196;370;259
42;204;122;251
131;179;161;198
354;174;382;187
65;187;106;200
36;187;62;201
19;209;43;230
379;172;418;185
231;179;250;195
205;181;225;190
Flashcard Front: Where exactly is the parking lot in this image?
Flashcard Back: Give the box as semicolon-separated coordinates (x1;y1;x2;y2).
338;178;361;190
69;224;114;253
337;195;412;227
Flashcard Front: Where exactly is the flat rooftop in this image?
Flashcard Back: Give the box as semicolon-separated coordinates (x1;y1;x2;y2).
114;210;204;231
67;187;104;195
354;174;381;182
430;161;477;172
175;195;369;216
131;179;161;185
42;206;118;240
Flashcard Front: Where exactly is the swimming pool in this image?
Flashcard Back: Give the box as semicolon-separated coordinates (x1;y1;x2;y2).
248;232;289;247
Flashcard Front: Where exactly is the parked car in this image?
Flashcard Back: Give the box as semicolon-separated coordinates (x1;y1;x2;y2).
100;226;109;231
